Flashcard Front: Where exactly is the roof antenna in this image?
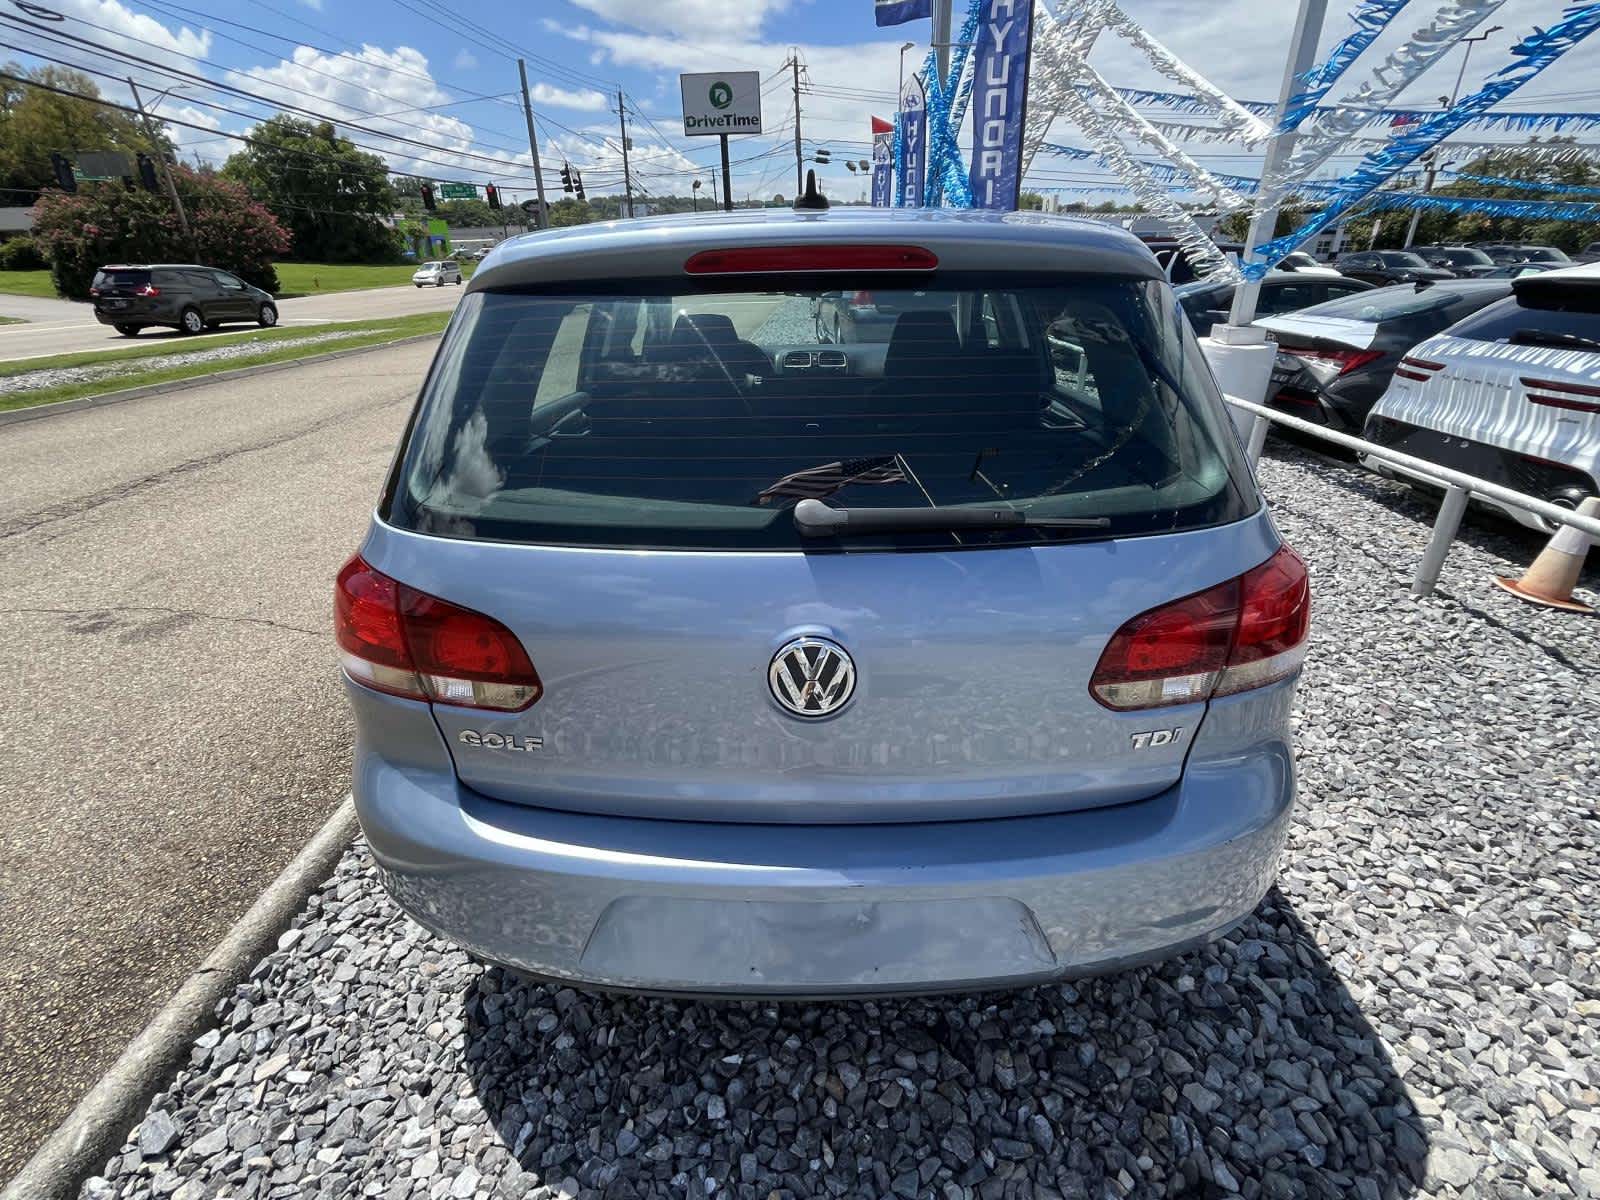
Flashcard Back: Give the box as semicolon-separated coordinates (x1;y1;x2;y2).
793;169;829;211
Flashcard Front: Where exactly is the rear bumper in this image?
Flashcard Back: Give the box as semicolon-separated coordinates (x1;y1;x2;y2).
353;688;1297;996
1362;416;1598;533
93;306;166;327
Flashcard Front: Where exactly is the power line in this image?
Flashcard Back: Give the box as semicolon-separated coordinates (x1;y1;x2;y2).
0;15;559;178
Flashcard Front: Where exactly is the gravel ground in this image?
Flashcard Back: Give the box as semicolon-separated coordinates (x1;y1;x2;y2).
0;331;372;395
79;442;1599;1200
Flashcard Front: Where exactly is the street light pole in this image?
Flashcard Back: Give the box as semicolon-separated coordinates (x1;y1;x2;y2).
128;77;194;255
516;59;550;230
1403;26;1501;247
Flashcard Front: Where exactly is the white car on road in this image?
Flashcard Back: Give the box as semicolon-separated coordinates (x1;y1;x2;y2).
1362;264;1600;530
412;260;463;288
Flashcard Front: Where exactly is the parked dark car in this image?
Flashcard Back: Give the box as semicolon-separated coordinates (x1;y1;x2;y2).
90;264;278;337
1477;243;1572;266
813;289;956;343
1175;271;1372;334
1577;241;1600;264
1414;245;1497;278
1334;250;1455;287
1252;280;1511;432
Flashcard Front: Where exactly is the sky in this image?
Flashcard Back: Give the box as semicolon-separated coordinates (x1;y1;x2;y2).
4;0;1599;208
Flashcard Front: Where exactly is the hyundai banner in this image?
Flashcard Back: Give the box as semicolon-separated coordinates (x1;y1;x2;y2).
871;128;894;207
968;0;1034;211
898;74;927;207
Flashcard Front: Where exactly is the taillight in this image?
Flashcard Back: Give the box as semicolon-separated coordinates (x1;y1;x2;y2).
136;284;160;297
1090;546;1309;710
89;287;100;297
848;289;875;307
683;244;938;274
1294;348;1383;386
1522;375;1600;415
1394;355;1445;384
335;555;542;711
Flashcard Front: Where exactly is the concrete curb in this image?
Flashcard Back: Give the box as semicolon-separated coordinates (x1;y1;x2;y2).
0;798;359;1200
0;332;441;429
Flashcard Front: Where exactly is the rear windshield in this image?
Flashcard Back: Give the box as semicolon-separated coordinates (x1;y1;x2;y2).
1297;284;1489;323
386;275;1254;551
1378;252;1428;268
1519;247;1570;263
1446;290;1600;345
92;269;151;289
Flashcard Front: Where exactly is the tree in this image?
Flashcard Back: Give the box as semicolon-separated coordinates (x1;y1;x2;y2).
33;168;290;298
0;64;164;206
220;116;398;262
437;197;499;227
1019;191;1045;211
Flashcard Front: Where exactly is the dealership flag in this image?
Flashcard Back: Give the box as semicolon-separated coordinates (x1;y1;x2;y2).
968;0;1035;210
871;116;894;207
898;74;928;206
875;0;931;26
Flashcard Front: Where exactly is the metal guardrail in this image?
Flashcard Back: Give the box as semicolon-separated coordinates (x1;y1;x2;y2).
1226;396;1600;598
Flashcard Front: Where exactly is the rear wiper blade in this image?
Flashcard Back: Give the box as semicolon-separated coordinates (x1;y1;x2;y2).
1509;328;1600;351
793;498;1110;539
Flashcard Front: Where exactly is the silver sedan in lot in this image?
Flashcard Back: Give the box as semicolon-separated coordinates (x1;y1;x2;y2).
337;207;1309;995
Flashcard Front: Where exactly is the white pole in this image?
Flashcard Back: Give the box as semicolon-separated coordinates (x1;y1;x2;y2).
1226;0;1331;327
932;0;953;87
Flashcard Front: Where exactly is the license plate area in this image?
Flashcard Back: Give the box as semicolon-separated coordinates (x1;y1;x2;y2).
581;895;1056;992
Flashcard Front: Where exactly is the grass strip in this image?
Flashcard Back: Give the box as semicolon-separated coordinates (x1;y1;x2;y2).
0;311;446;414
0;269;56;298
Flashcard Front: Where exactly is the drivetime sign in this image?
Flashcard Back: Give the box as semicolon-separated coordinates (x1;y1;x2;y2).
680;71;762;136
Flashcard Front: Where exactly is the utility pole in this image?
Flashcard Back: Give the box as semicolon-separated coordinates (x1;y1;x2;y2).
931;0;953;88
1225;0;1330;327
1403;25;1502;247
517;59;550;229
128;78;194;255
791;54;804;195
617;89;634;218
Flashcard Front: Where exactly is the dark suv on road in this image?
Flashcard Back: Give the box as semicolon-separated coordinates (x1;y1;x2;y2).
90;264;278;337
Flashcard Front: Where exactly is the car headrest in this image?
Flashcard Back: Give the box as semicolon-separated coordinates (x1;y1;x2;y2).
670;312;739;347
884;310;961;376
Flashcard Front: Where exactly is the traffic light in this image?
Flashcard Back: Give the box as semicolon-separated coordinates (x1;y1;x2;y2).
485;183;502;210
813;148;832;164
572;169;586;202
560;163;573;194
420;183;436;212
49;151;76;193
136;152;160;192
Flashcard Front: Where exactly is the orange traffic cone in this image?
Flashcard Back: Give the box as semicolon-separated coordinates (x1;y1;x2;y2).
1493;495;1599;614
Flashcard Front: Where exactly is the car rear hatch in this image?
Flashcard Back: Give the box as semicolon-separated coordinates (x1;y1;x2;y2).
91;268;157;315
1256;312;1384;408
352;250;1297;825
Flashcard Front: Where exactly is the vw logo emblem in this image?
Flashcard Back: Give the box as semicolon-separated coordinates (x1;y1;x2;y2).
769;637;856;719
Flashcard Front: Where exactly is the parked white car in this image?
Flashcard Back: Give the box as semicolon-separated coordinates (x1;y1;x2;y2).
1361;264;1600;530
412;260;463;288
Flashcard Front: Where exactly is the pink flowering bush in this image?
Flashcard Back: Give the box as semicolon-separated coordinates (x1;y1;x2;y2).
33;167;291;299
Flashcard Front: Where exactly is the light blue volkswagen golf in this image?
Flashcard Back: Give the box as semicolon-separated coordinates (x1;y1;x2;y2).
336;203;1309;995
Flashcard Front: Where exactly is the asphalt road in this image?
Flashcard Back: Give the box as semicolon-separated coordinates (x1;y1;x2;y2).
0;339;437;1181
0;282;466;362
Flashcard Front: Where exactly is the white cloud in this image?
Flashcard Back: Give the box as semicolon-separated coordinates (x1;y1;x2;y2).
453;49;478;71
225;45;536;183
567;0;793;41
530;83;609;112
